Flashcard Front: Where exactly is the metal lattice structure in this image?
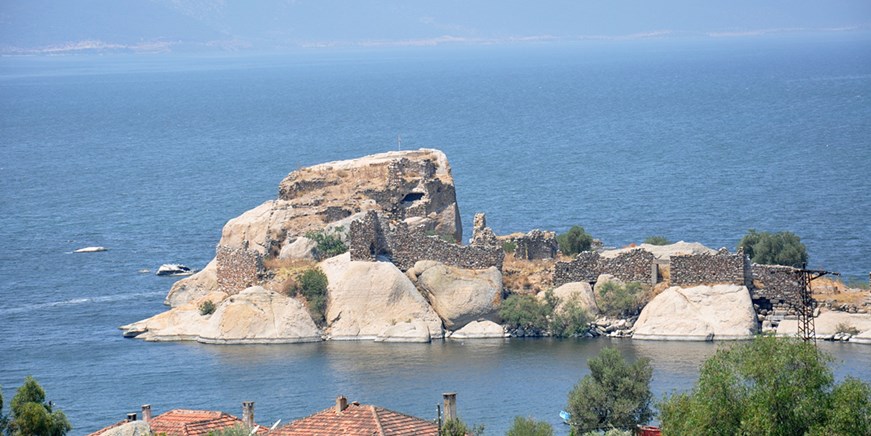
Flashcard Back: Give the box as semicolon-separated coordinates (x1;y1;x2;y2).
795;267;839;343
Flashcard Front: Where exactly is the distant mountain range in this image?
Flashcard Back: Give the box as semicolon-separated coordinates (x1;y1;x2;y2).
1;0;868;54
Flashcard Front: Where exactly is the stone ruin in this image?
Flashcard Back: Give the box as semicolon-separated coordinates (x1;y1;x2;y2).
349;211;504;272
553;249;656;287
669;248;750;288
510;229;558;260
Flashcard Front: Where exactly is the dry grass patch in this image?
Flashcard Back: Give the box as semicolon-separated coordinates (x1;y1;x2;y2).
501;253;555;295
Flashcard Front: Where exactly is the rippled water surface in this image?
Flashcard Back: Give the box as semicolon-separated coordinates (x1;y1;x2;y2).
1;34;870;434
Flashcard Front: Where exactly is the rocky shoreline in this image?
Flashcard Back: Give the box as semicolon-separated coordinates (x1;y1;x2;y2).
121;149;871;344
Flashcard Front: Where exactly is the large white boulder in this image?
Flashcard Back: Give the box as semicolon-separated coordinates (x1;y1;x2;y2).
278;236;319;260
321;253;443;340
633;284;757;341
375;320;432;343
776;310;871;342
164;259;218;307
601;241;716;260
540;281;599;315
123;287;321;344
197;286;321;344
449;320;506;339
409;260;502;330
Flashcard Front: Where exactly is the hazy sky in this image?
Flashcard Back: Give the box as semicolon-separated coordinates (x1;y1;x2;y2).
1;0;869;54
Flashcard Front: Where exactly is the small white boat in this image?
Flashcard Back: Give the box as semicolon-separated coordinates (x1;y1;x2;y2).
74;246;107;253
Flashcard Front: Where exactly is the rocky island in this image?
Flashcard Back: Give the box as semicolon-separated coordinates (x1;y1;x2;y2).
121;149;871;344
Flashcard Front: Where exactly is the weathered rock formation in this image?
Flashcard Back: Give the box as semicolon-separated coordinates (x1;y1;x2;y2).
601;241;716;260
164;259;218;307
449;320;506;339
776;310;871;341
408;260;502;330
633;284;758;341
544;281;599;315
123;287;320;343
321;253;444;340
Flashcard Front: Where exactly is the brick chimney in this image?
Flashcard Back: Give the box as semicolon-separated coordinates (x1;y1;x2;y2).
242;401;255;428
335;396;348;414
442;393;457;422
141;405;152;423
126;413;137;422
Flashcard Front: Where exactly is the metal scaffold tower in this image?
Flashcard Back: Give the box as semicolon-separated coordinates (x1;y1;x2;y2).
795;266;839;343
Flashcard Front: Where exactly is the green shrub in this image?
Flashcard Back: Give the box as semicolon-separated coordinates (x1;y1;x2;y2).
499;294;551;334
442;418;484;436
567;347;653;433
299;268;328;323
507;416;554;436
305;227;348;260
738;229;808;268
502;240;517;254
557;226;594;256
658;336;871;436
551;295;592;338
596;281;644;318
643;235;670;246
836;322;860;336
198;300;216;316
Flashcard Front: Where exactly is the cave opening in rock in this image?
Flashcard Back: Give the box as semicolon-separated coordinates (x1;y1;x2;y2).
400;192;425;205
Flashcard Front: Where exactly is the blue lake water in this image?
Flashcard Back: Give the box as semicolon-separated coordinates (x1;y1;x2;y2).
1;34;871;434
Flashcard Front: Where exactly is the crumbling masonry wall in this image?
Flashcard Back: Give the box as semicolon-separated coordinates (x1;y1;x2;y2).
750;264;804;310
553;249;656;287
512;230;558;260
349;211;503;271
669;249;748;287
216;246;264;294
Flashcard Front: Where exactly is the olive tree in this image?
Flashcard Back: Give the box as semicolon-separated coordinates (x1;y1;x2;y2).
738;229;808;268
567;347;653;433
8;376;71;436
557;226;594;256
659;336;871;436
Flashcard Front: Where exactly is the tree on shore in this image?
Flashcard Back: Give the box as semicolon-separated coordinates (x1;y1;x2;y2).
566;347;653;433
557;226;594;256
738;229;808;268
659;335;871;436
506;416;554;436
7;376;71;436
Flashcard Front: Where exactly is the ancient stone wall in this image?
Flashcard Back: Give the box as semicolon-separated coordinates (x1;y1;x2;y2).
512;230;558;260
216;246;264;294
750;264;804;309
349;211;503;271
553;249;656;286
669;249;748;287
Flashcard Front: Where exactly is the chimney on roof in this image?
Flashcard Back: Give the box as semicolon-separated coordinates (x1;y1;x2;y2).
141;404;152;423
126;413;137;422
335;396;348;414
442;393;457;423
242;401;255;428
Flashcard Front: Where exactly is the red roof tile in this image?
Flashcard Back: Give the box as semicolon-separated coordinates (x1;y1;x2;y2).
89;409;265;436
274;403;440;436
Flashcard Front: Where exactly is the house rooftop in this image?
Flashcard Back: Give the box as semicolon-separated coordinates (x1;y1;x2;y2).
274;398;440;436
88;404;264;436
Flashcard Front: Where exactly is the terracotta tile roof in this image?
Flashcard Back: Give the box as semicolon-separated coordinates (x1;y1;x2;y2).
274;403;440;436
270;404;439;436
150;409;254;436
89;409;265;436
